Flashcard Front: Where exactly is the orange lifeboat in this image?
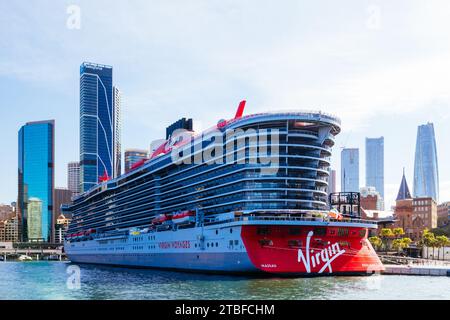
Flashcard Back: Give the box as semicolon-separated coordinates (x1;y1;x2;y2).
328;209;343;221
152;214;172;225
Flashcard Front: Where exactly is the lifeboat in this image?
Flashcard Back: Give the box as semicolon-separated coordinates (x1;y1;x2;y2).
152;214;172;225
328;209;343;221
172;210;196;225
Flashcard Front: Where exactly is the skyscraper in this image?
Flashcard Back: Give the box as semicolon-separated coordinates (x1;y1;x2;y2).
413;123;439;202
113;87;122;177
80;62;121;192
18;120;55;242
124;149;149;173
67;162;81;196
341;148;359;193
365;137;384;201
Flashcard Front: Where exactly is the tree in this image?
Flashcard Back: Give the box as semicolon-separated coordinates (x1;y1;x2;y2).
392;228;405;237
380;228;394;252
369;236;382;251
435;235;450;260
420;229;436;259
380;228;394;238
391;237;412;254
392;239;403;252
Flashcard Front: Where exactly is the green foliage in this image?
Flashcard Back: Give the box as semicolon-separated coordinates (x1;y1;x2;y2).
435;235;450;248
391;237;412;252
368;236;382;249
392;228;405;236
380;228;394;238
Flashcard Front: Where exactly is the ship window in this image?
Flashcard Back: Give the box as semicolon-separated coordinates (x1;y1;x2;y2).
288;240;302;247
289;228;301;235
229;240;233;246
216;230;218;235
338;228;349;237
230;228;233;234
216;242;219;247
257;227;270;236
207;243;210;247
314;228;327;236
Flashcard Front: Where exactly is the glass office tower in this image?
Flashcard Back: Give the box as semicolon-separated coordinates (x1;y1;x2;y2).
341;148;359;193
366;137;384;205
80;62;121;192
414;123;439;202
18;120;55;242
124;149;149;173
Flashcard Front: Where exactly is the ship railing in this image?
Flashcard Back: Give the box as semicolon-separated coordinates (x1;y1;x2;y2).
242;214;378;225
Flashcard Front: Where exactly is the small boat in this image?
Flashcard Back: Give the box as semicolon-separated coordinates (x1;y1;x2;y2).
328;208;343;221
18;255;33;261
172;210;196;225
151;214;172;225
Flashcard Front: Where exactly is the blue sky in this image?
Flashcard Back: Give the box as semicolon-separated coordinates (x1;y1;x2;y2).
1;0;449;209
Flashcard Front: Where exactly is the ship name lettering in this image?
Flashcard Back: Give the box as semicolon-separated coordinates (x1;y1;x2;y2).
297;231;346;274
159;241;191;249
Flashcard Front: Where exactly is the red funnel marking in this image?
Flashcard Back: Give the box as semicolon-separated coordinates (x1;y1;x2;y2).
234;100;246;119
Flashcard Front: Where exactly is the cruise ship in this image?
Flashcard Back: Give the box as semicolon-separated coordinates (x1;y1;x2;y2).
63;101;384;275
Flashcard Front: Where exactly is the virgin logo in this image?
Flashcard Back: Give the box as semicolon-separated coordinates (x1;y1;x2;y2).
298;231;346;274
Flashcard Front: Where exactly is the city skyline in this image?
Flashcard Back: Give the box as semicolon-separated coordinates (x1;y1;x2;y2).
1;2;450;211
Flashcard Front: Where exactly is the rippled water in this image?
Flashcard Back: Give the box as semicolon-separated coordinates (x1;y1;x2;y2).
0;261;449;300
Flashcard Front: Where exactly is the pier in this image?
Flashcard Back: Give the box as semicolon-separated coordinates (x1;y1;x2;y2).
383;265;450;276
0;243;66;261
380;255;450;276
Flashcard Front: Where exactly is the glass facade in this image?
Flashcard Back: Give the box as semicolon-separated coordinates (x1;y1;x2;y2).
341;148;359;193
80;62;121;192
365;137;384;203
65;113;341;235
124;149;149;173
18;121;55;242
27;198;43;240
414;123;439;202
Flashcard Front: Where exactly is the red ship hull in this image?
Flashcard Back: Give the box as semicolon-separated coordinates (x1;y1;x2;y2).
241;225;384;275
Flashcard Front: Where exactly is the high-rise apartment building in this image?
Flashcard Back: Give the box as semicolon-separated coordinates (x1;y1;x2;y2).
341;148;359;193
79;62;121;192
18;120;55;242
413;123;439;202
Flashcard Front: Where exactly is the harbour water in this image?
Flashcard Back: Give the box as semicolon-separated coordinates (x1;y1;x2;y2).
0;262;449;300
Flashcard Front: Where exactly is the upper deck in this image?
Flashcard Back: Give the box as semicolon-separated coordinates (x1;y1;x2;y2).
64;110;342;235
